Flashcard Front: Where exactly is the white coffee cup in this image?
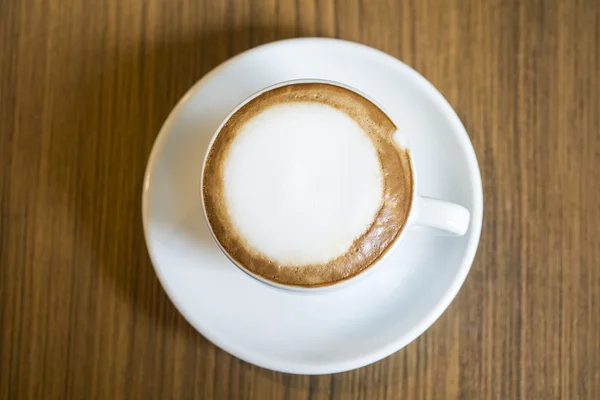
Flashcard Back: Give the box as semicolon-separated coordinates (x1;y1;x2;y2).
201;79;470;292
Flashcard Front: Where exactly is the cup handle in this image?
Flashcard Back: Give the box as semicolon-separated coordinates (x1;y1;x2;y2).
412;195;471;236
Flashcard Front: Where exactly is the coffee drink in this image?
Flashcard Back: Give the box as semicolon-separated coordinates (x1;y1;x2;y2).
203;83;413;287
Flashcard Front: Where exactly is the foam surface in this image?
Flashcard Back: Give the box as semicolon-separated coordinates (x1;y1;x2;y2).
223;103;384;266
203;83;413;287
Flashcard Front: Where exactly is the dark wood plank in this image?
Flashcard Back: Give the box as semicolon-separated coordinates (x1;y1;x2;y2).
1;0;599;398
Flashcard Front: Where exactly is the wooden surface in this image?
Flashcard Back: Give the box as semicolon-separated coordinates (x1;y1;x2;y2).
1;0;599;398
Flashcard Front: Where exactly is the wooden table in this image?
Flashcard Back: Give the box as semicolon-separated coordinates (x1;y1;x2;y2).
1;0;599;398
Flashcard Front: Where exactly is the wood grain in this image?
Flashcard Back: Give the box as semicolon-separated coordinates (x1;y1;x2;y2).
1;0;599;398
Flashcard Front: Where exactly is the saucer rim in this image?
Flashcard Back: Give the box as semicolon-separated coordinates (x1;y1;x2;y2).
142;37;484;374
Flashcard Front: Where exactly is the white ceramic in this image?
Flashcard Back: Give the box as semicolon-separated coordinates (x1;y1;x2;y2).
142;38;483;374
200;78;471;292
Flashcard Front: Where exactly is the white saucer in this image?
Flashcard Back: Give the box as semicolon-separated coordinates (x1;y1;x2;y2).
142;38;483;374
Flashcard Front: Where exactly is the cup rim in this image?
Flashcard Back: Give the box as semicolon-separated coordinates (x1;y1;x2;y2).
199;78;417;292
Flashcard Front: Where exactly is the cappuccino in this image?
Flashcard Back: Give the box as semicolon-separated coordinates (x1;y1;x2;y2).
203;83;413;287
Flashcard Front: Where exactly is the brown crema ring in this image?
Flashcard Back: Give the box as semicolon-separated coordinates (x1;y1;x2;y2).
203;83;414;287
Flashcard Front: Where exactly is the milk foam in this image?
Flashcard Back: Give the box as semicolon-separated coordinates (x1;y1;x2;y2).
223;102;384;266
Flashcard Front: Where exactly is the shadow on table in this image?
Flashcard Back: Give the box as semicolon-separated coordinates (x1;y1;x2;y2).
49;25;304;341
